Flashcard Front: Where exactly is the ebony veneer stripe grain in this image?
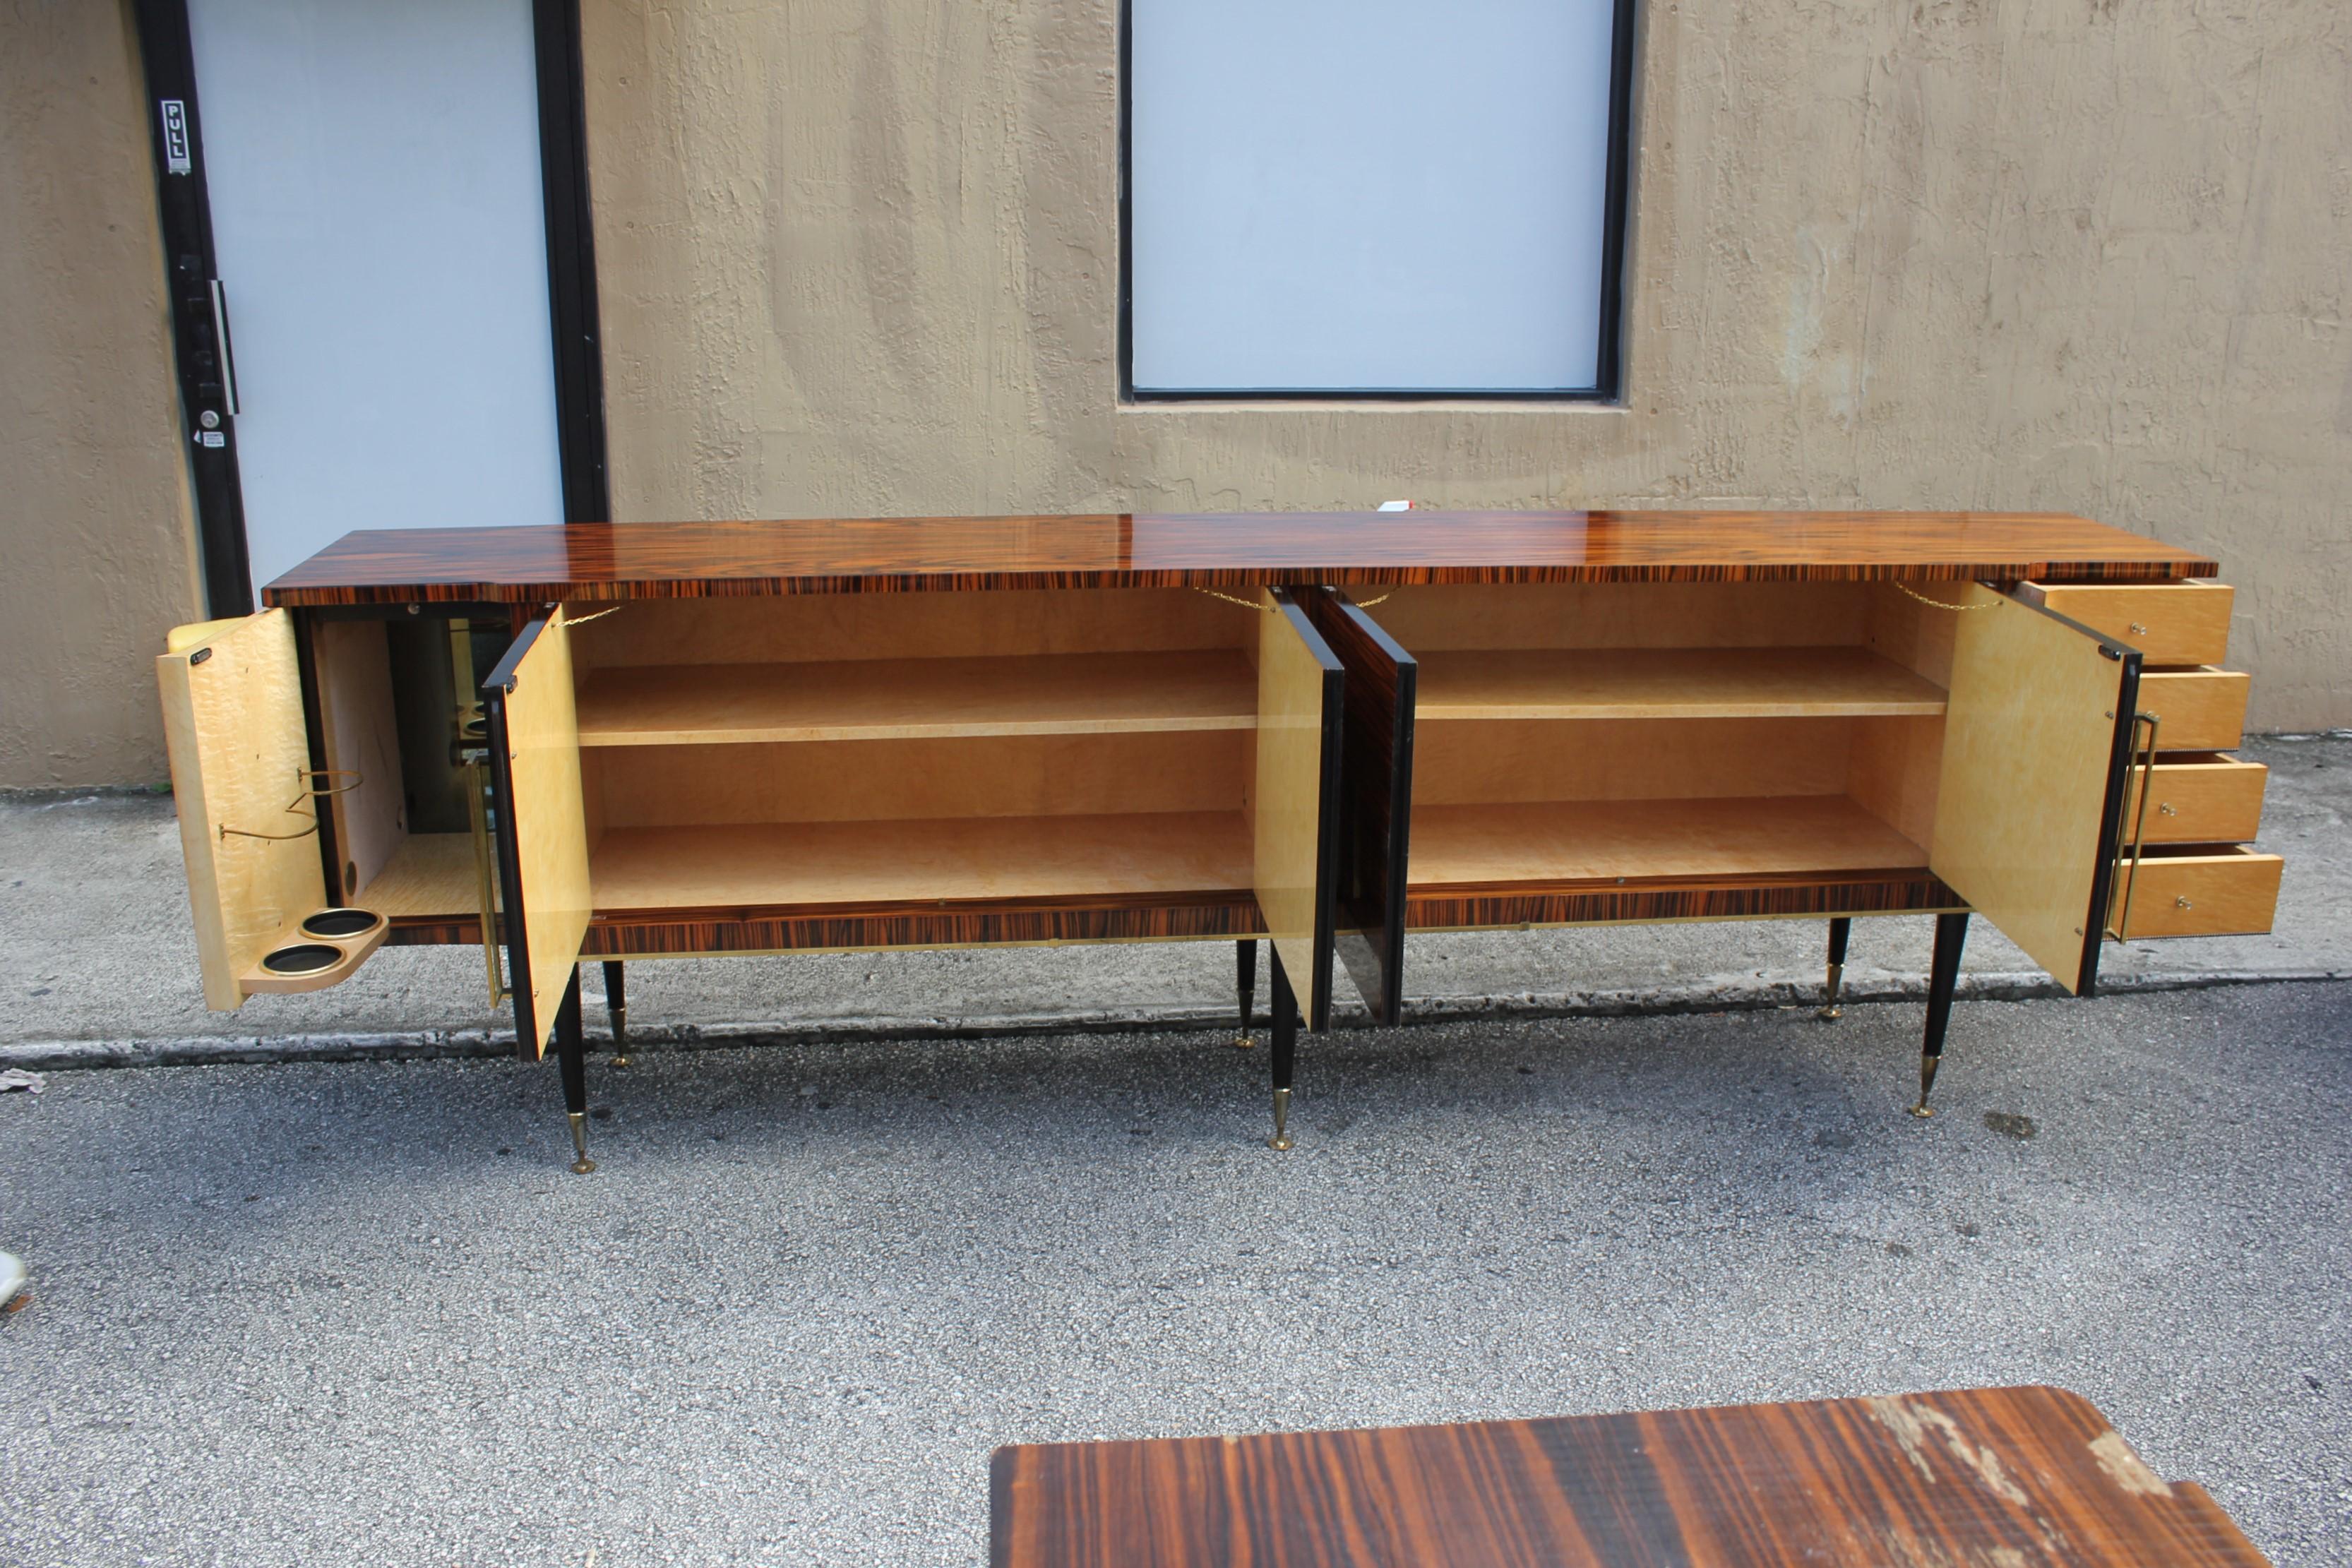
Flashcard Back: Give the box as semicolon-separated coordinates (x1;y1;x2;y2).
261;512;2217;606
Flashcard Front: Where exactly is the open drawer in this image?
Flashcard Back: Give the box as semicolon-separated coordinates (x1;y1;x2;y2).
159;607;505;1012
2016;580;2233;666
2106;845;2284;939
477;589;1348;1046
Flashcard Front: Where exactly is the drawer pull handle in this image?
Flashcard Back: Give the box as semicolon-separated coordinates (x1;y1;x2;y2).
2159;803;2177;816
2129;621;2149;635
2175;896;2193;910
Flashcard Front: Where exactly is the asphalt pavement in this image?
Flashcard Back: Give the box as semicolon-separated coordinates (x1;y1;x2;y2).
2;981;2346;1566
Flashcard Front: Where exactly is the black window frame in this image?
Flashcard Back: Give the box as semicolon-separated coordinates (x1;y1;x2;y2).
1117;0;1640;405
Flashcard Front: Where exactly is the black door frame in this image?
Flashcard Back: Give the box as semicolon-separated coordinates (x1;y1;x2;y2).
130;0;611;620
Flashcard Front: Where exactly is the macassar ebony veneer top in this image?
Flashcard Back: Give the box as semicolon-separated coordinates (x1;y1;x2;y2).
261;510;2217;606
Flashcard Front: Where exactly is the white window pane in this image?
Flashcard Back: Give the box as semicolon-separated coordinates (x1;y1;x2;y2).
1130;0;1620;393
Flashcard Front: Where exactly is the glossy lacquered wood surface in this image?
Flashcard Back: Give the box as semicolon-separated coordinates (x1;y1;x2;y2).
989;1386;2272;1568
1301;589;1416;1026
261;512;2216;605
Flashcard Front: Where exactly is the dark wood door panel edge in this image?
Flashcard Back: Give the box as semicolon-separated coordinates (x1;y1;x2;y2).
1301;587;1416;1026
1268;588;1347;1031
479;615;554;1056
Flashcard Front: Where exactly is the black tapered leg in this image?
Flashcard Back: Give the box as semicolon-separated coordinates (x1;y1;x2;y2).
1912;912;1969;1118
554;968;595;1173
602;959;631;1067
1234;939;1258;1049
1267;948;1299;1151
1819;916;1852;1019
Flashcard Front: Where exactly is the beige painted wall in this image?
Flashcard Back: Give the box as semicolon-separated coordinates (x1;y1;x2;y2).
2;0;2344;789
0;1;202;787
583;0;2351;731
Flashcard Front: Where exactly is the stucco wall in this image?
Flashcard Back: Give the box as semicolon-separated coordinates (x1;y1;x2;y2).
0;1;203;787
583;0;2351;731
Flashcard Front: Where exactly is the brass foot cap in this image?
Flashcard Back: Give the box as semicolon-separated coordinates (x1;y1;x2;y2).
611;1055;633;1069
1816;1005;1844;1021
1231;1034;1258;1051
571;1156;598;1174
1268;1134;1294;1151
1907;1103;1935;1120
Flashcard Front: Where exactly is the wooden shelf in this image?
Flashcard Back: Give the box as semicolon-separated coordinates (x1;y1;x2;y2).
1408;796;1928;887
590;812;1250;910
1414;646;1946;721
356;832;479;918
575;651;1257;747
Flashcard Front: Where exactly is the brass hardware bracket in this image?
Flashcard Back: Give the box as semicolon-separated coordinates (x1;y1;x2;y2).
219;769;362;841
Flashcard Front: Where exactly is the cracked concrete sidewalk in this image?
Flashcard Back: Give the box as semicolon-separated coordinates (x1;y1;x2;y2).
3;736;2344;1070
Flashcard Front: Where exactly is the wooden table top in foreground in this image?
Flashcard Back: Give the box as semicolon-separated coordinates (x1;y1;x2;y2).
989;1386;2270;1568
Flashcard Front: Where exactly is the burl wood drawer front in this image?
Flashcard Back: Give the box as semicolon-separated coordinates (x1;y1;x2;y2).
2123;755;2268;845
2019;580;2233;665
2136;667;2250;751
2115;846;2282;938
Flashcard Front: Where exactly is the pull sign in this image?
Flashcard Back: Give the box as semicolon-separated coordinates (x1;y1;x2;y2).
160;100;191;175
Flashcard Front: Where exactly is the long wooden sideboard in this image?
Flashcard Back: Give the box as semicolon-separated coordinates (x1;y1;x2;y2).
157;513;2281;1168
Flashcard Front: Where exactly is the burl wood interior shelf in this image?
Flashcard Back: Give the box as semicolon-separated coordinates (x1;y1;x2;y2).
589;813;1251;911
155;510;2282;1169
1414;646;1946;722
575;650;1256;747
1409;797;1928;888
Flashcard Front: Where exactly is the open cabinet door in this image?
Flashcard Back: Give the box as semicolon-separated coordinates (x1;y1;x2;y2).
157;609;334;1008
1254;589;1345;1031
1301;588;1416;1025
482;608;591;1058
1930;585;2140;996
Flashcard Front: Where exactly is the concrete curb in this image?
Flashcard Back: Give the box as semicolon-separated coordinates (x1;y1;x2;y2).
3;966;2339;1071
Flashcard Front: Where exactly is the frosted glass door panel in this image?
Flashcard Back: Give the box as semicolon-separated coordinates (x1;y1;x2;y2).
189;0;563;594
1129;0;1620;394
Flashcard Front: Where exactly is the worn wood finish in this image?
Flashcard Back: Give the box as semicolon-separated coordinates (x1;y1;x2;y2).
484;611;592;1057
1253;590;1345;1032
1409;797;1928;888
261;512;2218;606
575;651;1258;747
2124;755;2268;845
2019;580;2234;666
2111;846;2284;940
1407;868;1962;932
2135;667;2250;752
156;609;333;1010
989;1385;2272;1568
1929;587;2131;997
1414;646;1947;721
589;814;1251;909
1301;589;1416;1027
